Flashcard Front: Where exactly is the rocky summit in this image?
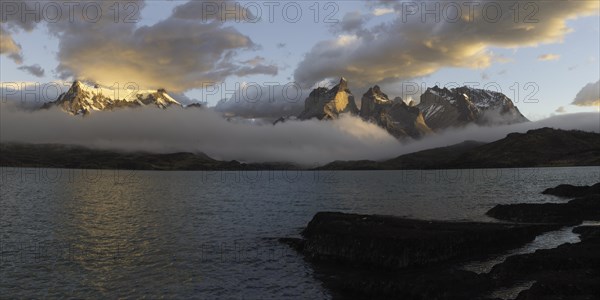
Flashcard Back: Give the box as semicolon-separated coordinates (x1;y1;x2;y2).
417;85;528;130
296;78;528;140
297;77;359;120
360;85;432;139
43;81;182;115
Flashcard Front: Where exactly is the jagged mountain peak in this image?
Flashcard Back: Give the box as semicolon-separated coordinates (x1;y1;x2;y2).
360;85;432;140
298;77;359;120
43;81;182;115
418;85;528;129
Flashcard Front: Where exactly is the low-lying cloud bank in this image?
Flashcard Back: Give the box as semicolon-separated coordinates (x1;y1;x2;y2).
0;103;598;165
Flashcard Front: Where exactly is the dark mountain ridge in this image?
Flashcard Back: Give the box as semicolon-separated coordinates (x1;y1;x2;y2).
1;128;598;171
319;128;600;170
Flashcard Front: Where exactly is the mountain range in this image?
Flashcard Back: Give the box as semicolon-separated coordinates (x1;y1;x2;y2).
42;81;185;115
2;128;598;170
319;128;600;170
44;78;528;139
293;78;528;139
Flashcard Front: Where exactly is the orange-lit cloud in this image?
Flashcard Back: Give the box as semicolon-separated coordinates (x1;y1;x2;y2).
538;54;561;61
572;80;600;107
294;1;599;88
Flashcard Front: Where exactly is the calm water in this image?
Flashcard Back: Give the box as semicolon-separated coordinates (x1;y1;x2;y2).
1;167;599;298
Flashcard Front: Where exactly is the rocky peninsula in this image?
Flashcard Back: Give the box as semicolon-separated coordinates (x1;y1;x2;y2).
281;183;600;299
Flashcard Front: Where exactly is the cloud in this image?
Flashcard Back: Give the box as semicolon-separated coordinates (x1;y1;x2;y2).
1;1;276;93
0;103;401;165
0;0;43;63
1;100;598;165
538;54;560;61
171;0;257;22
294;1;599;87
17;64;45;77
0;26;23;64
50;1;277;93
214;83;307;118
332;11;369;34
572;80;600;107
373;8;395;16
555;106;566;113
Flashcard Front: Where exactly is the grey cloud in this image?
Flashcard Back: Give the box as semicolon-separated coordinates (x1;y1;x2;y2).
294;1;599;87
0;26;23;63
572;80;600;107
171;0;256;22
0;0;59;63
49;1;276;93
332;11;369;34
0;102;402;165
3;0;274;93
17;64;45;77
1;100;598;165
215;84;307;118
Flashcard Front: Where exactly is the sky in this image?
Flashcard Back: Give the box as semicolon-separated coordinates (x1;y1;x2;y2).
1;0;599;120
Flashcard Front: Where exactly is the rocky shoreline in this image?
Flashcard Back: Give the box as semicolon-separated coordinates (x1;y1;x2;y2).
280;183;600;299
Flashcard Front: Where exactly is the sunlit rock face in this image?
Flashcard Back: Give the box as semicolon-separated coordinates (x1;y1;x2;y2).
298;77;359;120
43;81;182;116
417;86;529;130
359;85;393;120
360;85;432;140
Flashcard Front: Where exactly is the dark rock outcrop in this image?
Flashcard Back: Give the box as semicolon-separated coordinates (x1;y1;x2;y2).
487;183;600;223
285;212;558;270
490;226;600;300
380;101;442;139
280;212;561;299
185;103;203;109
282;184;600;299
298;77;359;120
542;183;600;198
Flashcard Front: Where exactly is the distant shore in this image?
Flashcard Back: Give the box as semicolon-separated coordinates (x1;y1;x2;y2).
2;128;600;171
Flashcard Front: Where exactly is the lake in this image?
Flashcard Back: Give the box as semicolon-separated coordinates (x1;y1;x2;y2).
1;167;599;298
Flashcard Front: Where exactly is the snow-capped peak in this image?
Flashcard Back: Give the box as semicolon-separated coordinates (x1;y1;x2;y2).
44;81;182;115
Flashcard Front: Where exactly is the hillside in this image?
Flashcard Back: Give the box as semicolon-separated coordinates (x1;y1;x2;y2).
320;128;600;170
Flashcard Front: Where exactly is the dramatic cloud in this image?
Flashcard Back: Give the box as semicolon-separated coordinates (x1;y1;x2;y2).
555;106;566;113
49;1;277;93
0;0;41;63
538;54;560;61
0;27;23;64
1;1;276;93
17;64;45;77
1;101;598;165
294;1;599;87
2;83;599;164
572;80;600;107
0;103;401;165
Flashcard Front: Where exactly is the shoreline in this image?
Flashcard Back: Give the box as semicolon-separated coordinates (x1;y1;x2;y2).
281;183;600;299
